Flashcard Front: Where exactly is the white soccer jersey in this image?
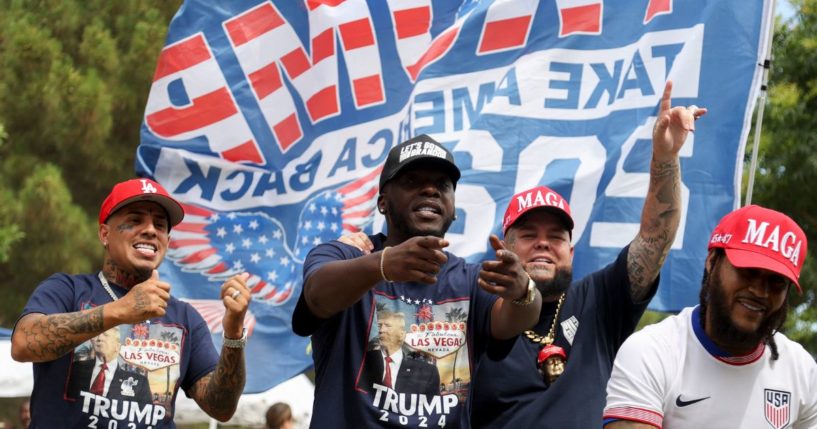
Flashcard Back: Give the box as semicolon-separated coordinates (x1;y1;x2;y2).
604;306;817;429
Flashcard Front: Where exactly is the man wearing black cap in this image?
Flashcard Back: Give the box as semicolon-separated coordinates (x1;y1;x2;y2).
469;81;705;428
11;178;250;428
293;134;542;428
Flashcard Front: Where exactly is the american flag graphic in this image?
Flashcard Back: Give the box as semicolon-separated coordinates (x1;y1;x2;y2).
166;168;380;309
764;389;791;429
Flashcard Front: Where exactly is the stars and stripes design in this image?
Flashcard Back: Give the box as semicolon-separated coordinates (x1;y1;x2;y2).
183;299;257;336
644;0;673;24
555;0;603;36
165;168;381;309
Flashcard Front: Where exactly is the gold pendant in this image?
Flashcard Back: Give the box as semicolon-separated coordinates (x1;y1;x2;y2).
537;344;567;385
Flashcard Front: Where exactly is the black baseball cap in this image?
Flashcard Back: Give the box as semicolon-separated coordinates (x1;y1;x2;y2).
378;134;461;192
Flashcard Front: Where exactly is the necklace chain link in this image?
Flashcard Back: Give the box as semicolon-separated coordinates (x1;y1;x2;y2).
97;272;119;302
524;292;566;346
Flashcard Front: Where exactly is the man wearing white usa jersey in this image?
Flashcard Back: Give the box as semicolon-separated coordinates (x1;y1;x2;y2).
603;205;817;428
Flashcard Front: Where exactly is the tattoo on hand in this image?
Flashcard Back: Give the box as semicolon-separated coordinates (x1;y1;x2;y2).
133;290;148;313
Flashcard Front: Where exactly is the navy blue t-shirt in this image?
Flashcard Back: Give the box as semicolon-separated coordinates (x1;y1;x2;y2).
17;273;219;429
293;234;497;428
470;245;655;428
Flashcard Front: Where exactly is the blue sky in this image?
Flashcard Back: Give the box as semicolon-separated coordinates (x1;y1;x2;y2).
777;0;795;19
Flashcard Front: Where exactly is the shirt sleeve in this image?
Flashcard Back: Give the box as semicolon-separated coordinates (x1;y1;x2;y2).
292;240;363;336
796;358;817;428
17;273;78;323
603;324;671;428
468;263;498;359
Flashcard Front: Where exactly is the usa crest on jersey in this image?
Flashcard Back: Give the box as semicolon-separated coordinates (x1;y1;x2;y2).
764;389;791;429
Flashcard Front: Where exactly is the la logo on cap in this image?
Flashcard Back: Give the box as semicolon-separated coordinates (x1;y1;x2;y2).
140;179;158;194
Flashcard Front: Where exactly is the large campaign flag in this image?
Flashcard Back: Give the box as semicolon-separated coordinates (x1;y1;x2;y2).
138;0;773;392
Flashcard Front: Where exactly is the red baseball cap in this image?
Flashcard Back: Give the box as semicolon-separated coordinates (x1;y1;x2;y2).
99;178;185;227
537;344;567;365
708;205;807;291
502;186;573;235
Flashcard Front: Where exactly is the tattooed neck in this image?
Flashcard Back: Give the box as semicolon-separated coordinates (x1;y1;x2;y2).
102;256;149;289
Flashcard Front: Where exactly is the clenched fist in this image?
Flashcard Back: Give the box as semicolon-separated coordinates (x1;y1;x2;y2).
116;270;171;324
220;272;251;339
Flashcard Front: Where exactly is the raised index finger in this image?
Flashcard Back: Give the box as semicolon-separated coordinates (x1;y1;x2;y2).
488;234;505;252
659;80;673;117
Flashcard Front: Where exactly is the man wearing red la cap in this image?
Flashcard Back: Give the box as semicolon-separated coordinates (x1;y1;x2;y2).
11;178;251;428
604;205;817;428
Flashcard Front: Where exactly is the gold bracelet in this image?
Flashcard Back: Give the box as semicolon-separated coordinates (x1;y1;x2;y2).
380;246;393;283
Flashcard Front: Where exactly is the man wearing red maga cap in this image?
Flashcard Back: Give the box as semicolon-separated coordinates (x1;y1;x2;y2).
11;178;251;428
604;205;817;428
470;81;698;428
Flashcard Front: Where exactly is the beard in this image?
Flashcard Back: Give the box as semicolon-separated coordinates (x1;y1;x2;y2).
704;265;788;349
532;266;573;299
386;199;454;239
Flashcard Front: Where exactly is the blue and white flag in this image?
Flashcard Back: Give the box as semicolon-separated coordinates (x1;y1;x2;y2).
138;0;773;392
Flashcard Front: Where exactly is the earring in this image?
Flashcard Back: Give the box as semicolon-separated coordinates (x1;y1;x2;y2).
453;215;458;220
379;209;385;214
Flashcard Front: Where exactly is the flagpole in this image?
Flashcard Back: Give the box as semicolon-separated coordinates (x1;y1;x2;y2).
745;0;778;206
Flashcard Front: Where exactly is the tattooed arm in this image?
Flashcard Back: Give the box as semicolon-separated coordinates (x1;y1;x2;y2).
187;347;246;421
11;270;172;363
11;308;108;363
187;273;250;421
627;81;706;301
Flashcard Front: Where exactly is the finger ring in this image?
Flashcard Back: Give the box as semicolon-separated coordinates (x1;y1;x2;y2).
688;105;700;118
230;290;241;299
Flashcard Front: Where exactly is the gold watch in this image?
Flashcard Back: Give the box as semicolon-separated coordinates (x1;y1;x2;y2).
511;277;536;306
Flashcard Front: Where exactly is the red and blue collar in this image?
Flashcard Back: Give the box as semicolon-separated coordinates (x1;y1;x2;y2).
691;306;764;366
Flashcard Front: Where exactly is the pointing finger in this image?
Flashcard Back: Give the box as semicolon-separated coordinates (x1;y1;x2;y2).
489;235;505;252
419;236;449;250
658;80;673;117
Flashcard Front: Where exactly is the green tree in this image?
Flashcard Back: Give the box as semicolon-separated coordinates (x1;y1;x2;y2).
0;0;181;326
0;124;25;264
746;0;817;354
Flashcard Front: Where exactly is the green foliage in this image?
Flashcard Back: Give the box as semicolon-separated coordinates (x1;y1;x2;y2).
0;124;25;264
0;0;181;325
636;310;671;332
747;0;817;354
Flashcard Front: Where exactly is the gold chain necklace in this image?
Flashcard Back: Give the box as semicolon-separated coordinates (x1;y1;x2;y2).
524;292;566;345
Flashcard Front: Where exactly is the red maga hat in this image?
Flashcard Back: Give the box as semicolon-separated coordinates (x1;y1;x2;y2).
99;178;185;227
537;344;567;365
502;186;573;235
708;205;807;291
